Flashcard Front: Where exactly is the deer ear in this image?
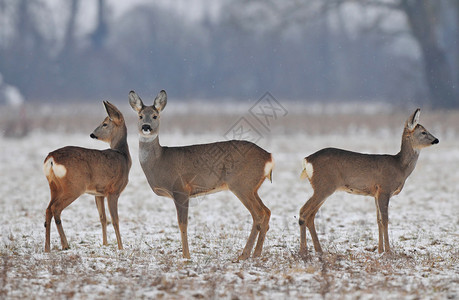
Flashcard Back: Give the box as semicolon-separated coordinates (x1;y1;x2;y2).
104;101;123;124
154;90;167;112
129;91;143;113
406;108;420;131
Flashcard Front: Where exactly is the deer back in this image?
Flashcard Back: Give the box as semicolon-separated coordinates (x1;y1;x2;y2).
44;146;130;197
140;140;272;198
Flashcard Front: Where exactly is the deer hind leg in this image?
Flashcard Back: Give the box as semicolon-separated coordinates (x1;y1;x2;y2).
376;193;391;253
173;192;190;259
44;206;53;252
252;192;271;258
107;194;123;250
46;182;84;251
50;201;72;250
45;182;59;252
95;196;108;246
230;187;265;260
50;190;82;250
299;189;332;255
375;198;384;253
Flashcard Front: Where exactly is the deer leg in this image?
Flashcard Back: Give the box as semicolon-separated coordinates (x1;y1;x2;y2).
46;186;81;251
377;193;391;253
107;194;123;250
230;188;264;260
45;183;59;252
239;213;259;261
299;202;311;255
51;205;70;250
95;196;108;246
173;193;190;259
375;198;384;253
299;191;329;255
307;206;324;253
252;192;271;258
44;206;53;252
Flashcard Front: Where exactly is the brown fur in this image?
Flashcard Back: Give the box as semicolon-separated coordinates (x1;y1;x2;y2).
130;90;273;260
299;109;439;255
43;102;131;252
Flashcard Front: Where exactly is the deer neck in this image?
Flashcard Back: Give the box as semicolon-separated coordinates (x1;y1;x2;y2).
397;129;420;176
139;134;162;164
110;125;131;165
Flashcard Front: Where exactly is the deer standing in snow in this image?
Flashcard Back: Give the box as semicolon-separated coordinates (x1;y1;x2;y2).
299;109;438;255
129;90;273;260
43;102;131;252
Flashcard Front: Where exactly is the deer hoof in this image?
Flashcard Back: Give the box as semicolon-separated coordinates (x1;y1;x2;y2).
237;253;250;261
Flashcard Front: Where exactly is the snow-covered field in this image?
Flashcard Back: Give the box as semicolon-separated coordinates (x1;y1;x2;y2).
0;102;458;299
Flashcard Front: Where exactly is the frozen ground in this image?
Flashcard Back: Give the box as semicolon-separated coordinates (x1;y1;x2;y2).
0;102;458;299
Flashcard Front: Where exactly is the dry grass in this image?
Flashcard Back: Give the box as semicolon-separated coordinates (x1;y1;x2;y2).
2;101;458;136
0;101;458;299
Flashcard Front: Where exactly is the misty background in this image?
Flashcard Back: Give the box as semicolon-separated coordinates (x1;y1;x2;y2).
0;0;458;108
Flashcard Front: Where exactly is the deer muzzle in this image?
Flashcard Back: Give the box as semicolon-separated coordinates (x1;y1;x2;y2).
142;124;152;134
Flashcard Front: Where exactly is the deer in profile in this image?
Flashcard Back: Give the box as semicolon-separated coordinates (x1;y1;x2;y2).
43;101;131;252
129;90;273;260
299;109;438;255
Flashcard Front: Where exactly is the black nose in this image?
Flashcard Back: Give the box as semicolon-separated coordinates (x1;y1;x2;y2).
142;124;151;131
90;133;97;139
432;139;439;144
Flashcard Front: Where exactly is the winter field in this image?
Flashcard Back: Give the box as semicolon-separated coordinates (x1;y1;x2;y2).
0;100;458;299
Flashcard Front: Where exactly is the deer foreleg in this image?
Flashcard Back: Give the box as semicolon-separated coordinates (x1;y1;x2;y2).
107;194;123;250
173;193;190;259
95;196;108;246
377;193;391;253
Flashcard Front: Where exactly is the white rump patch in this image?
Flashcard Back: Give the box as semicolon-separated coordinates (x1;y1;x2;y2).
44;157;67;178
303;158;314;179
264;157;274;178
53;162;67;178
43;158;53;177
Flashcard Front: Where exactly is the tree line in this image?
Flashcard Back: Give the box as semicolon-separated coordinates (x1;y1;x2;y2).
0;0;457;108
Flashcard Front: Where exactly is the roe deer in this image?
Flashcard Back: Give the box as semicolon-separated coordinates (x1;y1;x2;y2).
299;109;438;255
43;101;131;252
129;90;273;260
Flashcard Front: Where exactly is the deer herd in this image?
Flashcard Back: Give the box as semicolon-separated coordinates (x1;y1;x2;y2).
43;90;439;260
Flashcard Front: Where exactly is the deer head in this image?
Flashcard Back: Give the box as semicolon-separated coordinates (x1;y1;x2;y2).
129;90;167;141
90;101;125;146
404;108;439;151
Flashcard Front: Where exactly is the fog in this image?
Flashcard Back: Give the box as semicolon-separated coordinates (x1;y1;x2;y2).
0;0;458;107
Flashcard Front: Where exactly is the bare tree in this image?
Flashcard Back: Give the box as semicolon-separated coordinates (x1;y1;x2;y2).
240;0;458;107
455;1;459;95
60;0;79;59
1;0;54;97
90;0;108;49
399;0;457;108
340;0;458;107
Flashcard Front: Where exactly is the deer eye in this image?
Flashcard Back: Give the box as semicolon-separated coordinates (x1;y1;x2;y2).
421;131;427;135
102;123;108;127
153;116;158;119
139;115;143;120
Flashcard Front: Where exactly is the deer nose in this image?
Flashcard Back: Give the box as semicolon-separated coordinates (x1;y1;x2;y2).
90;133;97;139
432;138;439;144
142;124;152;131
